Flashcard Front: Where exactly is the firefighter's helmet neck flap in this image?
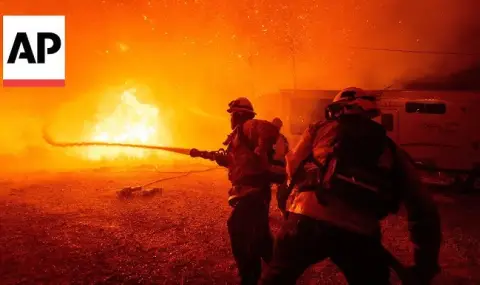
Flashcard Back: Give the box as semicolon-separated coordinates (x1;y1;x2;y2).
326;87;380;120
227;97;256;130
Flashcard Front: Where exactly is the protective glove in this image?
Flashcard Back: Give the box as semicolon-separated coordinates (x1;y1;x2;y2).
189;148;201;157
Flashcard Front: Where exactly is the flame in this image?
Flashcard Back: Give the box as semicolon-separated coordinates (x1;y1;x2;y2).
83;88;172;161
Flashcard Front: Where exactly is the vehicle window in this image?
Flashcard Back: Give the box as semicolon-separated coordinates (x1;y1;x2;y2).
381;113;394;131
405;102;446;114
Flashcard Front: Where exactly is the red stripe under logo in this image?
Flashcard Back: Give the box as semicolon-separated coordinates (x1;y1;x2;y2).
2;79;65;87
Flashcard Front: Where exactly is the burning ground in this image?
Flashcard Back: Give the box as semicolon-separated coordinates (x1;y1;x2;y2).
0;167;479;285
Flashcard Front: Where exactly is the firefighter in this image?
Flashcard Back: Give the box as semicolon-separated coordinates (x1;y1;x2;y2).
271;117;290;219
271;118;289;164
260;87;442;285
209;97;284;285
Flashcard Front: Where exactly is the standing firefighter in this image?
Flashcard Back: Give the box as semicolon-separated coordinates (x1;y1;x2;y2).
271;117;290;219
260;87;442;285
192;97;284;285
271;118;289;164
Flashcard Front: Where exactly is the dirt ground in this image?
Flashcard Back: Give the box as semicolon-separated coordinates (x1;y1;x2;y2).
0;165;479;285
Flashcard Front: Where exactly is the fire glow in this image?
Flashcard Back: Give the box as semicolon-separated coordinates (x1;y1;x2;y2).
82;88;172;161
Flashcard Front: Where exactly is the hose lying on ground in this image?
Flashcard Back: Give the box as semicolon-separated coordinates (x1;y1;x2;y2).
140;167;222;188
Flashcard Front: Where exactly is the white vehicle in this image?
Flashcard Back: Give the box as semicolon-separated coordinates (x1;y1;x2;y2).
258;89;480;191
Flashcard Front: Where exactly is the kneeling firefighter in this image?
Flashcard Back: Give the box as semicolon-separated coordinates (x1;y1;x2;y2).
260;87;442;285
191;97;285;285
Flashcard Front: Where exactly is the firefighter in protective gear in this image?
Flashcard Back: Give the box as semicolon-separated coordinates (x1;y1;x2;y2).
212;97;284;285
271;118;289;164
271;117;290;219
260;87;441;285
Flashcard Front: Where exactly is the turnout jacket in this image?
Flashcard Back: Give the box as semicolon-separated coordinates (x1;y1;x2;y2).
216;119;281;201
285;117;441;272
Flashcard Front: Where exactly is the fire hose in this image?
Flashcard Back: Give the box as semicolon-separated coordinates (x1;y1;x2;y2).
42;128;227;186
140;167;221;188
42;130;422;284
42;128;227;161
43;130;194;156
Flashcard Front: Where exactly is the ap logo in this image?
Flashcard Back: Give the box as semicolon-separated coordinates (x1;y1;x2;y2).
2;15;65;87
